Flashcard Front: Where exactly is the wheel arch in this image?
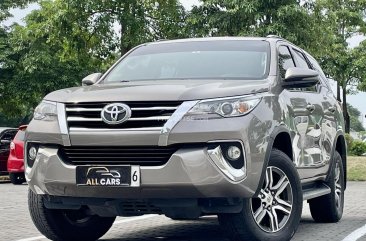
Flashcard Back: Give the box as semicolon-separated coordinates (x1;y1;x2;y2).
332;132;347;189
254;126;294;196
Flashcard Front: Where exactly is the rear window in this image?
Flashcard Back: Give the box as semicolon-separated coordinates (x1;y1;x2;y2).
103;40;271;83
15;130;26;141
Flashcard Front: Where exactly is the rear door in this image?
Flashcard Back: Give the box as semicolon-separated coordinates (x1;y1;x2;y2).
306;55;338;166
291;48;325;168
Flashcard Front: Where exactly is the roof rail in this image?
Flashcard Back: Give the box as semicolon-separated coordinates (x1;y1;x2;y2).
266;35;283;39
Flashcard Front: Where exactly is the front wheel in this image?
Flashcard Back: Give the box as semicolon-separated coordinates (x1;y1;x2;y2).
218;149;302;241
28;189;115;241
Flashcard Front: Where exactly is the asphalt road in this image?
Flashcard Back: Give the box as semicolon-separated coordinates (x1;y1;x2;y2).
0;181;365;241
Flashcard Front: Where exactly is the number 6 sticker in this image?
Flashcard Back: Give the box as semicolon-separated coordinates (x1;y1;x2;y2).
130;166;140;187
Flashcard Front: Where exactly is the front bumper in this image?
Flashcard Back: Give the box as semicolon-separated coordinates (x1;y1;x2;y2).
26;98;274;200
27;144;256;199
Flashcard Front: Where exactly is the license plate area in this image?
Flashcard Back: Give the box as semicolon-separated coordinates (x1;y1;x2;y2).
76;166;140;187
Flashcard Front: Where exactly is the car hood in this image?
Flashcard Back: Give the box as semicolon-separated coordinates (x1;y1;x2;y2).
44;79;269;103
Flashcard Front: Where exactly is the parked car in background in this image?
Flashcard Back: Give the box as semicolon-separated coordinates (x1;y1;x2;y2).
7;125;27;184
0;128;17;175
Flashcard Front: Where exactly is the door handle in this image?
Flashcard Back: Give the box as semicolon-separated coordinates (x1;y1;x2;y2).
328;106;336;113
306;104;315;112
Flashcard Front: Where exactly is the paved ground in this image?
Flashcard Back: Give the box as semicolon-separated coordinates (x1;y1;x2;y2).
0;181;365;241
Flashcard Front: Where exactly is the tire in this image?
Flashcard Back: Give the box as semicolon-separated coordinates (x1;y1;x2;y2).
218;149;302;241
28;189;115;241
309;151;344;223
9;173;25;185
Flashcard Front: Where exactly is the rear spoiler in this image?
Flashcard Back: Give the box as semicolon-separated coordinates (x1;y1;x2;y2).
19;125;28;131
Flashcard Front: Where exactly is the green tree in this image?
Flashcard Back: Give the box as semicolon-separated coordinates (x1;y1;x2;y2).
0;0;188;119
0;2;109;117
348;104;365;132
186;0;327;55
312;0;366;133
59;0;187;55
0;0;36;21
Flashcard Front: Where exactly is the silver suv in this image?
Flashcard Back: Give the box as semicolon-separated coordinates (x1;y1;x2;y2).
26;36;346;241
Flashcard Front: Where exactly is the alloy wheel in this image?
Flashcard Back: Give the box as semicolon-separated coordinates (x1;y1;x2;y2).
334;162;342;209
251;166;293;233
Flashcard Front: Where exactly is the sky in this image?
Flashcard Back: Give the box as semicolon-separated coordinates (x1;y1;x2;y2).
3;0;366;127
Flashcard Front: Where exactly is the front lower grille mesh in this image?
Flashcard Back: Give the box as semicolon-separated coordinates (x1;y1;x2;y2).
59;145;180;166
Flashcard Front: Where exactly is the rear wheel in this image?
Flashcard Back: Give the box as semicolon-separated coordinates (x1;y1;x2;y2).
309;151;344;222
9;173;25;185
28;189;115;241
218;149;302;241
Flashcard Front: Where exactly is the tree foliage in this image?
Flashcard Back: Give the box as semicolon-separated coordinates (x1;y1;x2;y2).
348;104;365;132
0;0;36;21
311;0;366;133
186;0;328;55
0;0;187;124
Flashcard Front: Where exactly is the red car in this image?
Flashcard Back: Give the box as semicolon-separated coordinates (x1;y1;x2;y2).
7;125;27;185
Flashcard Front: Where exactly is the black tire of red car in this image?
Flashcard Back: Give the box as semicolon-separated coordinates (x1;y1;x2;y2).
28;189;115;241
218;149;303;241
9;173;25;185
308;151;344;223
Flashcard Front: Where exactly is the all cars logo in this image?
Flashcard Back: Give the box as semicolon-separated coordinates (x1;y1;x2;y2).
85;167;122;186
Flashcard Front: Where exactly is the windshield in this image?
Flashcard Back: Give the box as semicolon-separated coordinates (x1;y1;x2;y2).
103;40;270;83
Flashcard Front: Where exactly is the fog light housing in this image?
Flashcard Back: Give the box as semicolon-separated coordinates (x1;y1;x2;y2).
26;144;39;168
29;147;38;161
227;146;241;161
207;141;246;182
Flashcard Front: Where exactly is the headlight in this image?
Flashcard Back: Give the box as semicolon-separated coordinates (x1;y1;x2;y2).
33;101;57;121
187;95;261;118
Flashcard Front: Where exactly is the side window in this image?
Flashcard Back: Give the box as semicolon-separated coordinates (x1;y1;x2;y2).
15;130;26;141
278;46;295;78
307;55;333;91
292;49;310;69
1;131;16;141
0;130;16;149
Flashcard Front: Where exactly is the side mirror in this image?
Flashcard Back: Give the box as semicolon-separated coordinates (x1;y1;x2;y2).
82;73;102;86
283;67;319;88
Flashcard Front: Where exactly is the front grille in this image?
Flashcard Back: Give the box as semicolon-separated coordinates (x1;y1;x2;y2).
59;145;180;166
65;101;182;131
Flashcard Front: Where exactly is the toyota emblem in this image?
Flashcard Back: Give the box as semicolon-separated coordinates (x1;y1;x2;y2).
101;103;131;125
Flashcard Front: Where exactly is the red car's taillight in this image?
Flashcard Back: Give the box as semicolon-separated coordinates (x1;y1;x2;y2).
11;141;24;160
10;142;15;151
9;142;16;156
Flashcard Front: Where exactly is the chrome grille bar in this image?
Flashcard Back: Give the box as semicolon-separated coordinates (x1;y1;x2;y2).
66;106;178;112
67;116;171;122
69;127;162;132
